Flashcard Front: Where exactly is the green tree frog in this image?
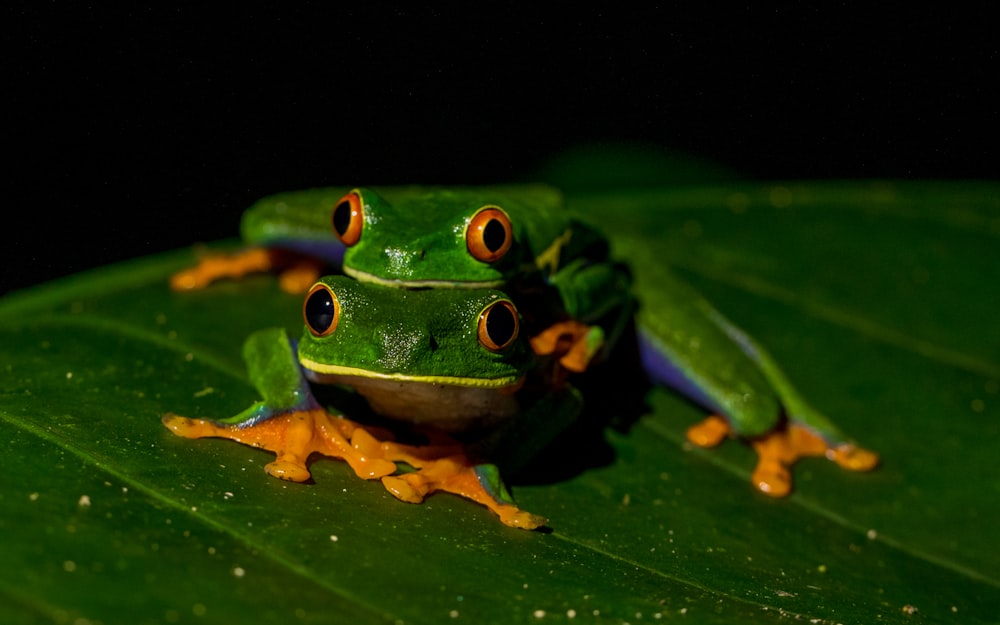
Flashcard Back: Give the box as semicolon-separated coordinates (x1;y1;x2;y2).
173;186;631;371
171;184;878;511
165;275;580;529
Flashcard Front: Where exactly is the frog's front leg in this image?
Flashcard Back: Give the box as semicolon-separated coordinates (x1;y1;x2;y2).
162;327;397;482
529;320;603;375
373;387;581;530
163;408;397;482
377;439;548;530
687;415;880;497
170;247;324;293
539;258;634;373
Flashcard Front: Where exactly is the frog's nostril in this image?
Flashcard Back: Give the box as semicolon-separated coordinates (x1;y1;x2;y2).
418;249;427;260
429;336;439;351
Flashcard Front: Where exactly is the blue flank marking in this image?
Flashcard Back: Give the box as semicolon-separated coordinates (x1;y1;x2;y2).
636;326;724;416
273;238;346;266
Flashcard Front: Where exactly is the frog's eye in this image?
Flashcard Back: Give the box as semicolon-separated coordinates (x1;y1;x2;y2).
332;191;364;246
477;299;519;351
304;283;340;337
466;206;513;263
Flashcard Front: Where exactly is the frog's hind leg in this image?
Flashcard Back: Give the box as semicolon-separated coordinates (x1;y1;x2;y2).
708;310;880;472
747;422;828;497
685;414;731;448
684;413;807;496
750;423;877;496
685;414;879;497
827;442;880;472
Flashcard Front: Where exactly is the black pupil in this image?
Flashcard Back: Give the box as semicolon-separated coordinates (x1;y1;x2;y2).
305;288;336;333
482;218;507;252
485;304;516;347
333;200;352;237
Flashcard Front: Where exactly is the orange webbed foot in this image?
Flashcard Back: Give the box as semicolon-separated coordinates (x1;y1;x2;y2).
828;443;880;472
276;259;324;293
378;438;547;530
684;415;879;497
750;423;878;497
530;320;603;374
163;410;545;529
170;247;275;291
686;414;731;448
162;409;397;482
170;247;324;292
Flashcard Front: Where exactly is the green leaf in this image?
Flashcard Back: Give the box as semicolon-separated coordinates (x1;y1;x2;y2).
2;181;998;624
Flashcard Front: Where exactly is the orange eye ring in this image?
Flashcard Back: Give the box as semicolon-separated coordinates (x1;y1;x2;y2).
477;299;519;352
303;282;341;337
332;190;364;246
466;206;513;263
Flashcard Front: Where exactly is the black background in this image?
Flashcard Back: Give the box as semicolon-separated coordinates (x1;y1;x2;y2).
6;5;997;294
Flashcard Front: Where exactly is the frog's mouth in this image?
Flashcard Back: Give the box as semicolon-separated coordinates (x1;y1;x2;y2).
343;266;504;290
300;359;525;431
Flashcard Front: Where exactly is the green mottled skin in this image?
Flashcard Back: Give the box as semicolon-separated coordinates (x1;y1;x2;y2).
298;276;530;386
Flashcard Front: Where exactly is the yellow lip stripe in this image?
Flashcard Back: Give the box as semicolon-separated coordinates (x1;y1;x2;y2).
299;357;522;389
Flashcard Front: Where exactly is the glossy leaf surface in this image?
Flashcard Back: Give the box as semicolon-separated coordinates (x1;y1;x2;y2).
1;182;998;624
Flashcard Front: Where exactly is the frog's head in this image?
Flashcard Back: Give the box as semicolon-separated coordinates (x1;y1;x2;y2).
331;186;568;288
297;275;532;430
